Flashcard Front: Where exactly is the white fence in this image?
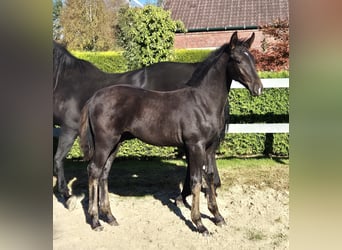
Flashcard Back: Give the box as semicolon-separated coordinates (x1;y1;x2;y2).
228;78;289;134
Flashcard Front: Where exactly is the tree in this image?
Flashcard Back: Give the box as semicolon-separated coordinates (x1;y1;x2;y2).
156;0;164;7
251;19;289;71
53;0;63;41
116;5;185;70
60;0;127;51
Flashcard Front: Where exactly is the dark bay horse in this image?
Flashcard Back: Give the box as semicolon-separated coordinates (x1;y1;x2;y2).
54;41;225;199
79;32;263;234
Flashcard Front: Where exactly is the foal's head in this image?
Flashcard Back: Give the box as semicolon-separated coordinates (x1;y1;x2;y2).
227;32;263;96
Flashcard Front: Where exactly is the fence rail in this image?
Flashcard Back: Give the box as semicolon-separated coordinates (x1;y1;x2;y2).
231;78;289;89
229;78;289;133
53;78;289;137
227;123;289;133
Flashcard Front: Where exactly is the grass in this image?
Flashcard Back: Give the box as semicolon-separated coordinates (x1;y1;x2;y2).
246;228;267;241
57;157;289;197
272;232;288;246
162;157;289;191
215;157;289;191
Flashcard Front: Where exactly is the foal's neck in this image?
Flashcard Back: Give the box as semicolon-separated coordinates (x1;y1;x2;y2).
197;52;230;105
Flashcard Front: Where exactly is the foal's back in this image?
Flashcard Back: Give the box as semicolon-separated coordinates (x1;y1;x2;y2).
88;84;207;147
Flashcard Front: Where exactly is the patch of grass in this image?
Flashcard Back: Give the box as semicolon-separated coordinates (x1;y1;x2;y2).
245;228;267;241
274;217;282;223
215;157;289;191
216;157;289;169
272;232;288;246
60;157;289;197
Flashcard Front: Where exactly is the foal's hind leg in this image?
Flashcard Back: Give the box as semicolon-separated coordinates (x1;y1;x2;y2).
87;161;103;231
187;144;209;235
175;143;221;207
209;139;222;195
175;154;191;207
205;150;226;226
54;126;78;198
87;144;114;231
99;146;120;226
88;136;121;231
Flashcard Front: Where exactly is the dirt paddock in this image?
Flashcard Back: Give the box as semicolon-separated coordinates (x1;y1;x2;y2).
53;159;289;250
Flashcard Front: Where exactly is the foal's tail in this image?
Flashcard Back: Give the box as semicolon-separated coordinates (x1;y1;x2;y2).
79;101;94;161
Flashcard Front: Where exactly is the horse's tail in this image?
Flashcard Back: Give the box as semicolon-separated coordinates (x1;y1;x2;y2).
79;101;94;161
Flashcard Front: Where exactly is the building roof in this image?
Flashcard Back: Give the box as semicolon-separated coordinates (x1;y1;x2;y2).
164;0;289;31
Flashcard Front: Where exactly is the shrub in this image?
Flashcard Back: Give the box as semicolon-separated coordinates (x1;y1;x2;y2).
229;88;289;124
252;19;289;71
116;5;185;70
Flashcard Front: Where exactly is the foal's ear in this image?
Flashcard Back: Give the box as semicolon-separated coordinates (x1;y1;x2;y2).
229;31;239;49
244;32;255;49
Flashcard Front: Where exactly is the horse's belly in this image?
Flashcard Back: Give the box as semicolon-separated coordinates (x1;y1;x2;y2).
131;127;183;147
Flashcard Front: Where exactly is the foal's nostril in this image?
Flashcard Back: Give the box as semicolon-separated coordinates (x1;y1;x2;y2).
254;85;263;96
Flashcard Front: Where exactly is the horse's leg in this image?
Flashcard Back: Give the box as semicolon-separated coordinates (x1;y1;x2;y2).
87;161;102;231
53;126;78;198
99;145;120;226
204;172;225;226
209;139;222;195
187;143;209;235
175;141;222;207
212;158;221;195
205;146;226;226
177;132;224;206
220;102;230;143
212;101;229;192
175;149;191;206
87;143;114;231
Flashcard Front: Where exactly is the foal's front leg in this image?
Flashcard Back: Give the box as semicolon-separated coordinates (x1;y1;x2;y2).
204;172;226;226
205;147;226;226
175;150;221;207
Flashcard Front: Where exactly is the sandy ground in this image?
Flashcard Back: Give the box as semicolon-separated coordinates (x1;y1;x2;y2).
53;162;289;250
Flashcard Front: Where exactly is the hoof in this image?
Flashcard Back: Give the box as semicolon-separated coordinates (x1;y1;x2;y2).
215;219;227;227
201;230;210;237
59;187;71;200
214;216;227;227
198;225;210;236
63;193;71;200
91;218;103;231
66;194;85;211
108;219;119;226
93;225;104;232
65;195;77;211
174;195;186;207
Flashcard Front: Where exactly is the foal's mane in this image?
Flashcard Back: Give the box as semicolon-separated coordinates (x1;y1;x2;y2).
186;37;250;87
186;43;229;87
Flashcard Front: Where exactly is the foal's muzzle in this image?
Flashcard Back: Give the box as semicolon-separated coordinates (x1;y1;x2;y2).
251;81;263;96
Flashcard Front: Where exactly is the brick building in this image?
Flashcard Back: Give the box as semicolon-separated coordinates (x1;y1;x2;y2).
163;0;289;50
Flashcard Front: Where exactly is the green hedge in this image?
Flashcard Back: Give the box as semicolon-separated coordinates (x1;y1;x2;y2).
172;49;212;63
64;49;289;159
72;51;128;73
73;49;290;78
